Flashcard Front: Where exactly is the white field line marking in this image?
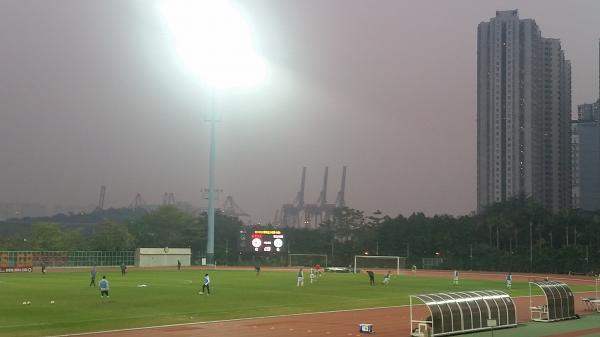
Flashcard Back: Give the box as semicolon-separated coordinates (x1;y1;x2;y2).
423;270;595;283
44;291;598;337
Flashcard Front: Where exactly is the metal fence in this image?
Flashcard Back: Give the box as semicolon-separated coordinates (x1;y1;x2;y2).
422;257;444;270
0;251;134;267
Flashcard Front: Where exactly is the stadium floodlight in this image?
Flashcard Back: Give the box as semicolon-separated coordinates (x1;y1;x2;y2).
157;0;266;265
157;0;266;88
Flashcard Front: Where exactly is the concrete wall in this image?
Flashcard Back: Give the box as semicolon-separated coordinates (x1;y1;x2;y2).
135;248;191;267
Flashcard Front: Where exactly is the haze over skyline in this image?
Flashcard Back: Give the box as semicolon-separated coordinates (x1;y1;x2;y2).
1;0;600;223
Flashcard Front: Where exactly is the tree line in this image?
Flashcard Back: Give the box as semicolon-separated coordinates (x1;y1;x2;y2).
0;206;242;264
0;196;598;274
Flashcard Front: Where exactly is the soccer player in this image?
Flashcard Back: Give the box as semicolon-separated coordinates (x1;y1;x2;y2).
41;261;47;275
255;263;261;276
120;263;127;276
297;268;304;287
200;273;210;295
99;276;109;300
382;270;391;285
452;270;459;285
309;268;316;284
177;260;181;271
315;263;322;277
90;266;97;287
367;270;375;286
411;264;417;276
506;272;512;289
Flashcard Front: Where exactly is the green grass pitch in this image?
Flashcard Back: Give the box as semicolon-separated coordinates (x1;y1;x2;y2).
0;269;594;337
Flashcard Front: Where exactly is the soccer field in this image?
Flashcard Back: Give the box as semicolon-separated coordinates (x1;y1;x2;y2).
0;268;594;337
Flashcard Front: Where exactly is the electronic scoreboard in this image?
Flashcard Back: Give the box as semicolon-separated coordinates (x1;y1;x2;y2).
250;230;284;253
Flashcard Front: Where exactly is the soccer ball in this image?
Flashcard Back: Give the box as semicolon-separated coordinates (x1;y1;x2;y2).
22;301;27;305
50;300;55;304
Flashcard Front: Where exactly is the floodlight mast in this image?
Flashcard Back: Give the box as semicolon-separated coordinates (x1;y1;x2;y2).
158;0;266;265
206;88;216;265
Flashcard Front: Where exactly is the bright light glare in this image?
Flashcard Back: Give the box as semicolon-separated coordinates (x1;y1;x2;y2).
158;0;266;88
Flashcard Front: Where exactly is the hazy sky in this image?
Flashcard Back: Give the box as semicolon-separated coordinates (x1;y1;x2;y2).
1;0;599;223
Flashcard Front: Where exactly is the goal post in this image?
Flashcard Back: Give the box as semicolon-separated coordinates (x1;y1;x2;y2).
288;254;328;268
354;255;405;275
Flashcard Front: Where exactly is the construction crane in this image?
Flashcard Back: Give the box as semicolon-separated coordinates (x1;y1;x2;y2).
280;203;297;227
163;192;176;206
221;195;249;218
295;167;306;210
280;166;348;228
96;185;106;211
321;166;347;221
131;193;146;210
335;166;347;208
281;167;306;227
304;167;330;228
317;167;328;207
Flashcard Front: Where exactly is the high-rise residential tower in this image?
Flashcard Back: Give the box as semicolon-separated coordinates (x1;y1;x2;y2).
571;39;600;210
477;10;571;212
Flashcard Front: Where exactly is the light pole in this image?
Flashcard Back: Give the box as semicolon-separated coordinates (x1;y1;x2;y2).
207;89;217;264
529;221;533;273
158;0;266;265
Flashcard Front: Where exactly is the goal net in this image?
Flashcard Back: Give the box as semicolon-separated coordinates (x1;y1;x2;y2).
354;255;405;275
288;254;328;268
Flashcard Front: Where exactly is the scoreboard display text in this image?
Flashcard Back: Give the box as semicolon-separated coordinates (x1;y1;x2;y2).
250;230;284;253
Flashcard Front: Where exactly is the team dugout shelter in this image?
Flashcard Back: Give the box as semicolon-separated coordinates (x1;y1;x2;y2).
528;280;577;322
135;247;191;267
410;290;516;336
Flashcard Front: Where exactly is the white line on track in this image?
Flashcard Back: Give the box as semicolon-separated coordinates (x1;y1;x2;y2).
45;304;405;337
44;290;598;337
